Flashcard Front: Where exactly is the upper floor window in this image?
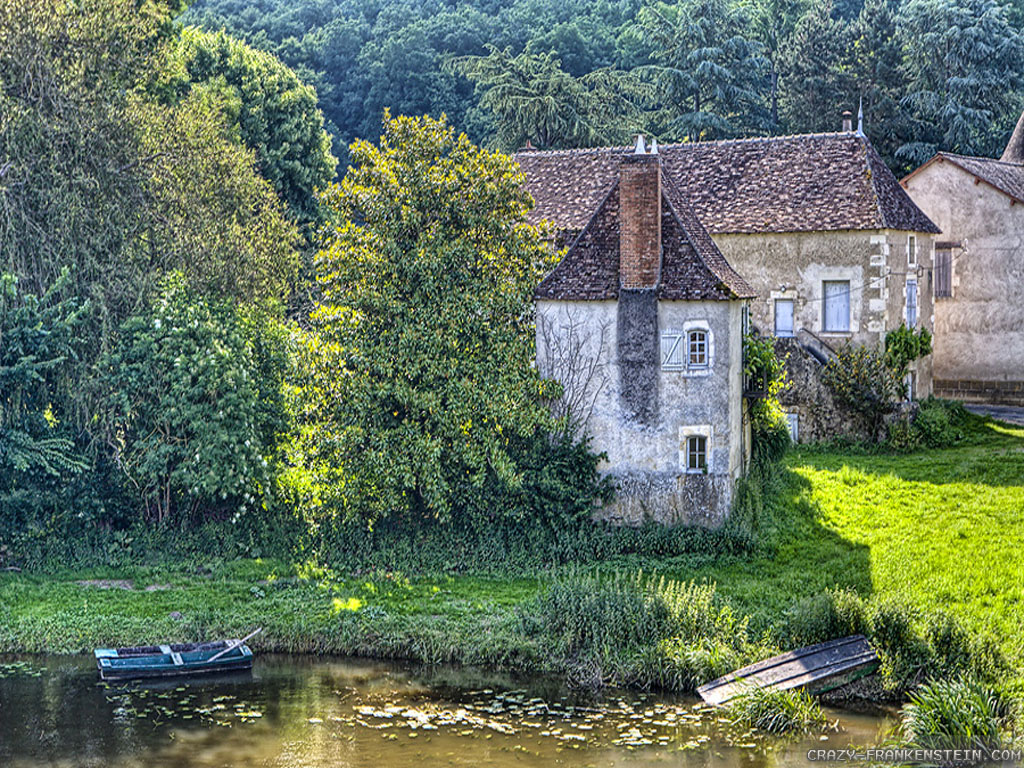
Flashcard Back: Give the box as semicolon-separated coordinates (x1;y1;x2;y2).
935;249;952;298
687;330;708;368
662;325;712;372
774;299;794;337
908;235;918;268
822;281;850;333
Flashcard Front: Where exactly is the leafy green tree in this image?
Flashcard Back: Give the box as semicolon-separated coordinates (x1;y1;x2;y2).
848;0;907;166
0;270;87;488
896;0;1024;165
741;0;809;130
296;113;597;524
778;0;853;134
0;0;299;427
449;46;649;149
100;276;287;523
638;0;767;141
167;27;337;223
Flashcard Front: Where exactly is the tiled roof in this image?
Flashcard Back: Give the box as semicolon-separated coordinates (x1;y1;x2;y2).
927;153;1024;204
517;133;940;235
534;173;757;301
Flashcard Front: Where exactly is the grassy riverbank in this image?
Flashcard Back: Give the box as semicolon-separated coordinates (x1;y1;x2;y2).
2;414;1022;698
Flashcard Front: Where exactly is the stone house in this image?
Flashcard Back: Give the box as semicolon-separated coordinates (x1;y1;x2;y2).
533;139;756;525
900;111;1024;406
519;122;940;442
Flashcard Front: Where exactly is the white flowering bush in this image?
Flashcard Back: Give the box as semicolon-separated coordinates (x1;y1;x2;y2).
100;274;287;522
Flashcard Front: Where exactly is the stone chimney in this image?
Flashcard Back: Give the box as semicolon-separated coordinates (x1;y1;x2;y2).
842;110;853;133
1001;110;1024;163
619;138;662;290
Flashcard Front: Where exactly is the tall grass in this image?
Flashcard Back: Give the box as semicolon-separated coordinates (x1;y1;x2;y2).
726;686;827;734
901;678;1010;751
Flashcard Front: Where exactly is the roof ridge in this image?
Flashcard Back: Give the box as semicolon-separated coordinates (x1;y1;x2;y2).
939;151;1024;168
515;132;862;158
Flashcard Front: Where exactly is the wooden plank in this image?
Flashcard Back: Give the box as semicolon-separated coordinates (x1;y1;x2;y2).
697;635;878;706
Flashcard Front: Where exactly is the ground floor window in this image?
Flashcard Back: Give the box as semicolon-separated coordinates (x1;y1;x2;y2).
785;412;799;443
686;435;707;472
906;279;918;327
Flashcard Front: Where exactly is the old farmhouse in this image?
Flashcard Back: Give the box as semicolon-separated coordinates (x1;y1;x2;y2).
901;111;1024;406
520;122;940;445
532;139;756;525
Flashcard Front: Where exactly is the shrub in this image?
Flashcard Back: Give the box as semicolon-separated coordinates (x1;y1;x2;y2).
727;686;827;734
884;324;932;378
782;588;871;647
901;677;1010;751
913;398;971;448
822;345;903;440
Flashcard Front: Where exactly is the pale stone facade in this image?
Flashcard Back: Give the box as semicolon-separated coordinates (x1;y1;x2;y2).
902;154;1024;405
715;229;936;402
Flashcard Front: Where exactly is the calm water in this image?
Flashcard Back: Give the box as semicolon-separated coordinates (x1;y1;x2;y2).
0;655;892;767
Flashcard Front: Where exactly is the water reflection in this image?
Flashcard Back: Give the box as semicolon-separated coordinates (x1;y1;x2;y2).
0;655;892;767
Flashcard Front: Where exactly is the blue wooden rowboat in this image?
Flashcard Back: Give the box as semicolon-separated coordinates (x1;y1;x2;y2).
95;631;259;681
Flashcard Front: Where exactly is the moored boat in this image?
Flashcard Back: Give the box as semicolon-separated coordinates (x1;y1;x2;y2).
94;636;256;681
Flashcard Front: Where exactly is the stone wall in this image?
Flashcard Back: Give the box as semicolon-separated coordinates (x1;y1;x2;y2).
536;298;745;526
903;159;1024;392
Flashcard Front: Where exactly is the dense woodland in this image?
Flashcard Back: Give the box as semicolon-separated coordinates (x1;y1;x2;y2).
185;0;1024;172
1;0;1021;565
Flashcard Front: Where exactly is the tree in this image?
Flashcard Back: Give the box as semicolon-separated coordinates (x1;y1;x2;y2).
742;0;809;131
778;0;853;134
449;46;649;150
166;27;337;224
638;0;767;141
847;0;908;166
896;0;1024;166
297;113;597;524
100;276;286;523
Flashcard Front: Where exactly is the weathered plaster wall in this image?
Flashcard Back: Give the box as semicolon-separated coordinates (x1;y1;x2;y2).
713;229;934;397
536;298;744;526
903;160;1024;390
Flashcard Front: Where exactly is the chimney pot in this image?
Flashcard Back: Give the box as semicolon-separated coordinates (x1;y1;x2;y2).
649;137;659;155
633;134;647;154
842;110;853;133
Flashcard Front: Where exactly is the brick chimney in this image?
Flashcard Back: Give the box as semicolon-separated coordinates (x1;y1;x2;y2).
619;138;662;290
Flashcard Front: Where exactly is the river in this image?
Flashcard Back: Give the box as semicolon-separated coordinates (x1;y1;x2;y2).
0;655;892;767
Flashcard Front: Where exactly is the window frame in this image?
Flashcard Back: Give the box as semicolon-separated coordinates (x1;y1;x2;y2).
685;435;707;473
687;329;708;368
908;235;918;269
935;249;952;298
822;280;851;333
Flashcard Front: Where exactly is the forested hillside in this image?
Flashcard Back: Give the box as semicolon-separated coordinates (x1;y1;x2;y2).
184;0;1024;172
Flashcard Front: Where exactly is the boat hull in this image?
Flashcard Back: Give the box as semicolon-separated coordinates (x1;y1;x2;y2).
95;640;254;681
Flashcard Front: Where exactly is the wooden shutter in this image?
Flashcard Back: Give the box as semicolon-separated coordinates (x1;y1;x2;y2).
823;281;850;332
935;249;952;297
774;299;794;337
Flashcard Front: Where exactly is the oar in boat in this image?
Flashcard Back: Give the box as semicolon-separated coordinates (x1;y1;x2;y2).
207;627;263;663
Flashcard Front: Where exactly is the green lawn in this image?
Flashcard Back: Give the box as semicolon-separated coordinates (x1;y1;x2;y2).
2;416;1022;678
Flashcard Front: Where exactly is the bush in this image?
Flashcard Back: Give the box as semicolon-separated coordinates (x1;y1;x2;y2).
781;588;871;647
726;686;827;734
901;677;1010;751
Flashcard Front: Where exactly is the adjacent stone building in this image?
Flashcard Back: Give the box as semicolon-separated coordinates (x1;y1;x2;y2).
901;111;1024;406
534;139;756;525
520;124;940;442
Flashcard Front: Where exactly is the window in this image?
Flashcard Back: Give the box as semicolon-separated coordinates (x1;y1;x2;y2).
935;249;952;298
687;330;708;367
906;279;918;327
774;299;794;337
686;435;707;472
822;281;850;333
908;235;917;268
662;327;712;372
785;413;799;443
